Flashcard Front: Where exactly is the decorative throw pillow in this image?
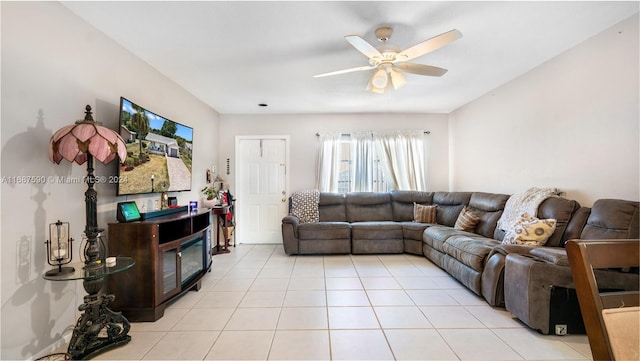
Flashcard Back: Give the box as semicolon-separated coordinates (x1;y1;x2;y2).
454;206;480;232
290;189;320;223
413;203;436;223
502;213;557;246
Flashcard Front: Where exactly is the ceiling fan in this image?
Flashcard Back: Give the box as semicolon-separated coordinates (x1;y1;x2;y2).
314;26;462;93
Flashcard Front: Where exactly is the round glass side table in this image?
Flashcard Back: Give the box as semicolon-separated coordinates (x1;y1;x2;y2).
44;257;135;360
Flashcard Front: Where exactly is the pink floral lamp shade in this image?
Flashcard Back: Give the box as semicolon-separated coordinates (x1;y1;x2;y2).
49;105;127;165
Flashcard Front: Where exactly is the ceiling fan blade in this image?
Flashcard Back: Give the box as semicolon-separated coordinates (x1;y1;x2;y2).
394;63;448;77
345;35;383;59
313;65;375;78
397;29;462;62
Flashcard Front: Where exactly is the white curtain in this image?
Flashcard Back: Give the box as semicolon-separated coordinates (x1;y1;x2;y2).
375;130;426;191
350;132;375;192
316;132;342;192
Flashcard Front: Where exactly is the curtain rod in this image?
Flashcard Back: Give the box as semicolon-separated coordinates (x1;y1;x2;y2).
316;131;430;136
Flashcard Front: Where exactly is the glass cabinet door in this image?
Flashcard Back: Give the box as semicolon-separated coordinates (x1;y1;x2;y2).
180;237;204;286
157;234;206;304
159;246;180;302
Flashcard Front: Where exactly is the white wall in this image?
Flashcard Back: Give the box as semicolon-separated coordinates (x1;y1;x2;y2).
218;113;450;193
448;14;639;206
0;2;219;359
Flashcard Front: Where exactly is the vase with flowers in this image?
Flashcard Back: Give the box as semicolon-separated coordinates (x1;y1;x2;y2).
201;185;219;208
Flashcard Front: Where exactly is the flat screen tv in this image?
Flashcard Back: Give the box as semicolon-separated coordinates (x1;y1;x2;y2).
117;97;193;195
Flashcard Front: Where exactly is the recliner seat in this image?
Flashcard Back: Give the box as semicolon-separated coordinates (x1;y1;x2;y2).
503;199;640;334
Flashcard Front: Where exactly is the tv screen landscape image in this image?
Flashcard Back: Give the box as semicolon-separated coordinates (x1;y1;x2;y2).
117;97;193;195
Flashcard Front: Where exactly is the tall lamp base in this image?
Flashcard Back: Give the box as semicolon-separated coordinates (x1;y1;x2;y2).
67;278;131;360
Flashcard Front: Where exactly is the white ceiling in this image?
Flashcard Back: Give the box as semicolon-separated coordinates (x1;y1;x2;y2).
63;1;638;115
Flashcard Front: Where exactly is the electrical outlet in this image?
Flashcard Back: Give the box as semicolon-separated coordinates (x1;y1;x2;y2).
555;324;568;335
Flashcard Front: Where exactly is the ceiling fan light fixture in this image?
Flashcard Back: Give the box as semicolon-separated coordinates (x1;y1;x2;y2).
371;68;388;88
366;78;385;94
371;84;386;94
389;69;407;90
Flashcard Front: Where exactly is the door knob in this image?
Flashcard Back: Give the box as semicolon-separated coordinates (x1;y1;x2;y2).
282;198;286;202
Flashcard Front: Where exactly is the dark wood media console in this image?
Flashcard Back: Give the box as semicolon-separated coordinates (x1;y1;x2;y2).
107;209;212;322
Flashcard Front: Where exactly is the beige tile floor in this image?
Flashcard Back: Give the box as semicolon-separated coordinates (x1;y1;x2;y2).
94;244;593;361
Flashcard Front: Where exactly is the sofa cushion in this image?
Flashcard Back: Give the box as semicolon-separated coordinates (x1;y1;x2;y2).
298;222;351;240
469;192;510;238
299;238;351;254
442;235;500;272
414;203;437;223
402;222;431;241
454;206;480;232
351;221;403;240
537;197;581;247
423;225;468;252
318;192;347;222
351;221;404;254
346;192;393;222
433;192;472;226
581;199;639;240
390;190;434;221
563;206;591;245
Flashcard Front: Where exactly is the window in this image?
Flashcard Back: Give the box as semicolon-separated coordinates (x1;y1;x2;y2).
338;139;389;193
317;130;426;193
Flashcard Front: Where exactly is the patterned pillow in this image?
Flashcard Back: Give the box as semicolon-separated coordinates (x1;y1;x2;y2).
290;189;320;223
502;213;557;246
454;206;480;232
413;203;436;223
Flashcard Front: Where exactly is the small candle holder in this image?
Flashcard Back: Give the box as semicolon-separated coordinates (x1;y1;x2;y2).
45;220;75;276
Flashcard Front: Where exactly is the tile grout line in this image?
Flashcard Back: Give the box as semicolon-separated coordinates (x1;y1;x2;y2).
323;256;333;360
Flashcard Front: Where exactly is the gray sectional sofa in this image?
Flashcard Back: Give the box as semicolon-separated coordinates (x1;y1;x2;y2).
281;191;639;335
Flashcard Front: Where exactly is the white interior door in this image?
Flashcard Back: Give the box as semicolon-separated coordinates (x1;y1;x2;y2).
236;136;288;244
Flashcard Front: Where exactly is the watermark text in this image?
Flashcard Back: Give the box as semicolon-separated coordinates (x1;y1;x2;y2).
1;175;128;184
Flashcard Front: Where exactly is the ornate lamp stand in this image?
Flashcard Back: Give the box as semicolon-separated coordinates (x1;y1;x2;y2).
47;105;133;359
67;154;130;359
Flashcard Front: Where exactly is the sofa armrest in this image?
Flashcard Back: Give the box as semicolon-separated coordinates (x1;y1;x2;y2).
490;244;537;257
282;215;300;227
482;244;538;306
528;247;569;266
282;215;300;255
